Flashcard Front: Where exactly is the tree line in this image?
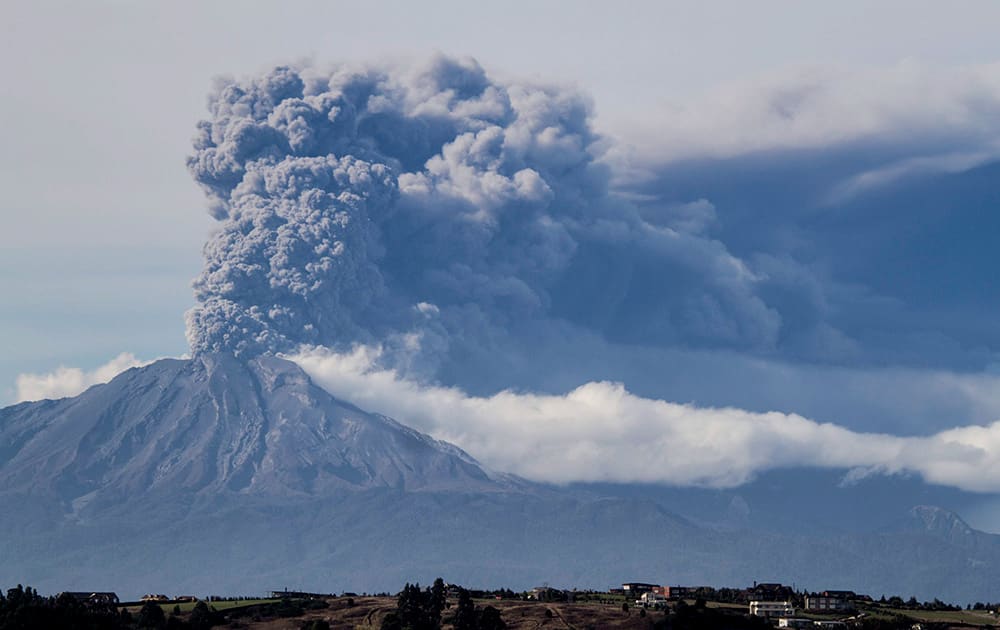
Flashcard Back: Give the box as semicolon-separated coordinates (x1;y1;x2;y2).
380;578;506;630
0;584;234;630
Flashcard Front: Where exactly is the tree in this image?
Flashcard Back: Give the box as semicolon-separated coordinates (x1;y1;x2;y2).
453;588;477;630
398;583;428;629
137;601;167;629
189;601;213;630
383;583;440;630
381;611;403;630
430;578;446;617
478;605;507;630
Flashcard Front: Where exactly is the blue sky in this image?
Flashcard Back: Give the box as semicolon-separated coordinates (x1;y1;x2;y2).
5;1;1000;506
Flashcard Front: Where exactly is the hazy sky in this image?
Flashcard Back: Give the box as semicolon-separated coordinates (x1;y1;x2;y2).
5;0;1000;447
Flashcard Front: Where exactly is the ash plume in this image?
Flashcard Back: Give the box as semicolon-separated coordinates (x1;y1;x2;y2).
186;56;775;368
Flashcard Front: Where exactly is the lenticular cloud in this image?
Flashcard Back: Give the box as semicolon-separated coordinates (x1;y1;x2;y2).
186;56;776;367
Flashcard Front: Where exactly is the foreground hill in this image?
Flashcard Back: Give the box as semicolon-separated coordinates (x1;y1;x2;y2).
122;595;1000;630
3;355;1000;602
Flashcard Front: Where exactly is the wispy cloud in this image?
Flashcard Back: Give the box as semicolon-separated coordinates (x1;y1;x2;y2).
615;61;1000;165
826;146;1000;204
15;353;152;403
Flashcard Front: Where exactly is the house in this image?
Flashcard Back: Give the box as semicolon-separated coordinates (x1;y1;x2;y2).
664;586;708;599
749;601;795;617
529;586;566;602
621;582;659;596
820;591;856;599
750;582;794;601
270;590;328;599
141;594;169;602
777;621;846;629
61;592;120;606
805;591;855;612
778;619;814;629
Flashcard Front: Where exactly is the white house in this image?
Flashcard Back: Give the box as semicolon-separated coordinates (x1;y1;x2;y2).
777;619;813;629
749;601;795;617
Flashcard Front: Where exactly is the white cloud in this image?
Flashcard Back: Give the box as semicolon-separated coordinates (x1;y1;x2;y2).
613;61;1000;166
826;146;1000;204
14;353;152;403
292;345;1000;492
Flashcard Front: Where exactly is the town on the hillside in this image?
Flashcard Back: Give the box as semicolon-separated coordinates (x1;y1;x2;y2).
606;581;863;627
3;579;999;629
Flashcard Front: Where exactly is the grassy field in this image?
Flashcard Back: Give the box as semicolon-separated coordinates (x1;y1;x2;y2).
124;598;281;614
128;596;680;629
876;605;999;625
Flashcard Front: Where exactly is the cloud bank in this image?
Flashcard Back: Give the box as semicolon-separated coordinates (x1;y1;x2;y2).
616;61;1000;166
15;353;151;403
618;63;1000;375
293;346;1000;493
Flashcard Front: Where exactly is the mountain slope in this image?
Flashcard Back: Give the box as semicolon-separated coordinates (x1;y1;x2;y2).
0;354;516;505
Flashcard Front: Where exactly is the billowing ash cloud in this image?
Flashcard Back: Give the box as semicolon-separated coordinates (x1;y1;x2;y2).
188;155;397;356
186;56;777;365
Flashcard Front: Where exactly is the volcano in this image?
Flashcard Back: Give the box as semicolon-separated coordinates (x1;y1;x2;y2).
0;354;518;500
4;355;1000;602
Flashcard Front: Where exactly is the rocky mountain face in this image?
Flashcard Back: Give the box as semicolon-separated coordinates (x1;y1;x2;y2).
3;356;1000;602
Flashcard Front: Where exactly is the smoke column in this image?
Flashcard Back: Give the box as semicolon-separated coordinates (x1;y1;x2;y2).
186;56;776;373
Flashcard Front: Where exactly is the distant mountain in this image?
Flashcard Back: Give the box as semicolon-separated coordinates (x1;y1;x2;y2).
3;355;1000;602
907;505;976;539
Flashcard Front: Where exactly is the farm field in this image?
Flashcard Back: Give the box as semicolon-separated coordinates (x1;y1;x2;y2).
124;598;282;615
877;606;999;626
